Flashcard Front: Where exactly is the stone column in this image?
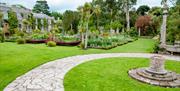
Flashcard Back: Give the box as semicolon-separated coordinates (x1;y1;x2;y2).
48;19;51;32
160;1;168;47
41;19;44;32
35;18;38;29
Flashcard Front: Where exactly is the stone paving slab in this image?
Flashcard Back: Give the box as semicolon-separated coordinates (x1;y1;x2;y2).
3;53;180;91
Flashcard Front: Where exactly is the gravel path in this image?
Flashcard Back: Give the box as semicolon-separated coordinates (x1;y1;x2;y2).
4;53;180;91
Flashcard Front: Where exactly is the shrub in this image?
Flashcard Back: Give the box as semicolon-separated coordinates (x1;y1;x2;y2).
17;31;25;38
47;41;56;47
0;28;5;43
17;38;26;44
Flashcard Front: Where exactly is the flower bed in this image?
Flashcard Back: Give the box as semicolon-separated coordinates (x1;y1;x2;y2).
56;41;81;46
26;33;48;44
88;35;137;50
26;39;47;44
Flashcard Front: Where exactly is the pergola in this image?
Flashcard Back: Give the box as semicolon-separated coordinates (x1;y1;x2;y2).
33;13;54;32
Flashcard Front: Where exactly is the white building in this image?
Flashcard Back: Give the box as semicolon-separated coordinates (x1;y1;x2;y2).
0;3;55;33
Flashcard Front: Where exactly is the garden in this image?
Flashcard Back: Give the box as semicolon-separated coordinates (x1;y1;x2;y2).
0;0;180;91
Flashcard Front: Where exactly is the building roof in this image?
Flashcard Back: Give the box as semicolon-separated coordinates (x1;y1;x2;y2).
33;13;54;19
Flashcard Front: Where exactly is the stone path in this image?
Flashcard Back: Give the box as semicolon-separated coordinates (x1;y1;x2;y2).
4;53;180;91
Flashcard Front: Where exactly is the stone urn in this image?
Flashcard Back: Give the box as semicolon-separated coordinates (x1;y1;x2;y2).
146;56;167;75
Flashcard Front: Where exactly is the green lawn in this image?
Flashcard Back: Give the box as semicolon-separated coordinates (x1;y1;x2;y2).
64;58;180;91
0;39;156;91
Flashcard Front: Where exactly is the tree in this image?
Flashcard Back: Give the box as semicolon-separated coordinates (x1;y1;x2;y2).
62;10;80;34
8;10;18;34
94;5;101;31
118;0;137;31
149;7;162;16
135;15;152;36
33;0;50;15
50;11;63;20
83;3;93;49
137;5;150;15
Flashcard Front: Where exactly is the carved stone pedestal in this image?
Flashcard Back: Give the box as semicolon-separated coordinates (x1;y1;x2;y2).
128;56;180;88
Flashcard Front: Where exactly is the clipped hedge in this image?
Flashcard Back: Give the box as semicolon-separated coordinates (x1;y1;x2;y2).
47;41;56;47
17;38;26;44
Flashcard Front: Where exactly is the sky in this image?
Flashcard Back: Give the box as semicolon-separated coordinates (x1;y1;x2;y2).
0;0;169;13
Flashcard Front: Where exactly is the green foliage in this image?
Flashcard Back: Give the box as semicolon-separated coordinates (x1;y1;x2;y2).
167;5;180;42
32;0;50;15
47;41;56;47
50;12;63;20
127;27;138;37
31;33;48;40
43;18;48;29
27;13;36;29
0;12;3;21
137;5;150;15
111;21;122;30
33;29;41;33
56;34;79;42
17;31;25;38
149;7;162;16
88;35;135;49
37;18;42;30
22;19;30;32
62;10;80;33
0;28;4;43
17;38;26;44
8;10;18;34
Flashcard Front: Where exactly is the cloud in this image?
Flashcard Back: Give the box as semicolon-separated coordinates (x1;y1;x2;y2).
46;0;92;12
1;0;168;13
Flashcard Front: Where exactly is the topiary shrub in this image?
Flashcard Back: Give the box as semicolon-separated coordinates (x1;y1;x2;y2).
17;38;26;44
47;41;56;47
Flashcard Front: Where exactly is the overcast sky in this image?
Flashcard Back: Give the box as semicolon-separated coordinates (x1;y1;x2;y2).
0;0;168;13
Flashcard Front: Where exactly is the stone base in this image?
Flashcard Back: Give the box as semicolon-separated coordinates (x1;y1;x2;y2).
129;68;180;88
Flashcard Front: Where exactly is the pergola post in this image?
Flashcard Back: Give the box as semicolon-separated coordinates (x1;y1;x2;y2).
48;19;51;32
41;19;44;32
35;18;38;29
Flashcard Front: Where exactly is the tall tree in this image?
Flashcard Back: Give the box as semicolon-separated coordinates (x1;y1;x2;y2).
118;0;137;31
137;5;150;15
83;3;93;49
62;10;80;34
33;0;50;15
94;5;101;31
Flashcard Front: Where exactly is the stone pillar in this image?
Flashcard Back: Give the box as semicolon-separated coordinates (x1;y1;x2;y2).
41;19;44;32
35;18;38;29
48;19;51;32
160;1;168;46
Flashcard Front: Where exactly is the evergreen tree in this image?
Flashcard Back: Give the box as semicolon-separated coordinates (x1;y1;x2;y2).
33;0;50;15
